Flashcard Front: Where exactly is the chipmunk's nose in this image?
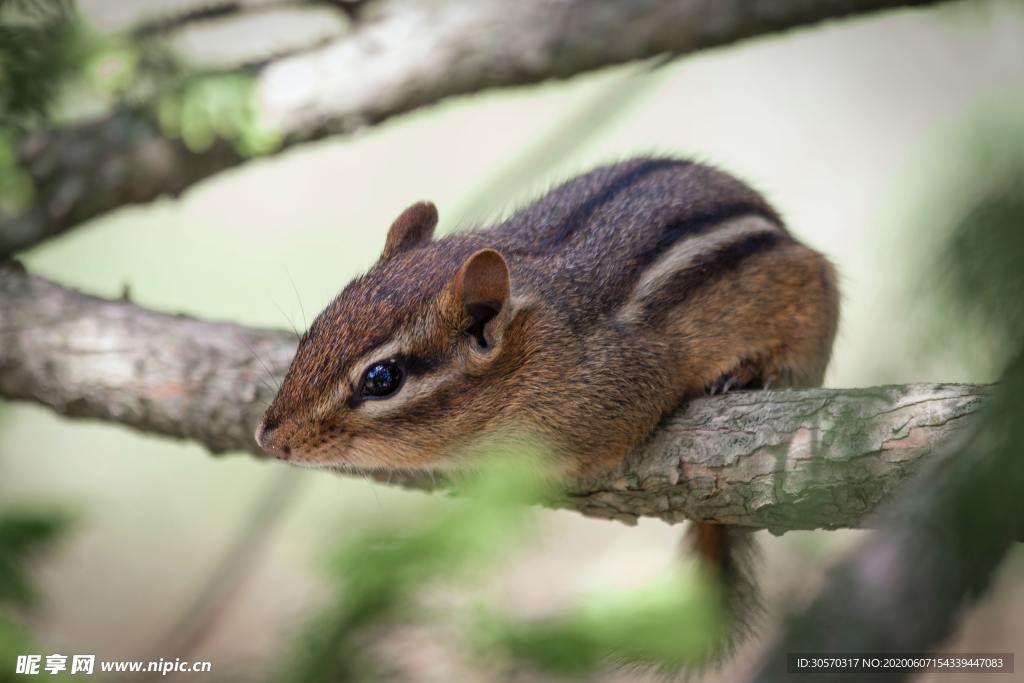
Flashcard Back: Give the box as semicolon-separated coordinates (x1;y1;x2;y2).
255;418;291;460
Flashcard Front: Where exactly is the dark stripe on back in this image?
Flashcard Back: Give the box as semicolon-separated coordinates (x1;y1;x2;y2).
641;231;787;324
639;202;781;273
546;159;688;246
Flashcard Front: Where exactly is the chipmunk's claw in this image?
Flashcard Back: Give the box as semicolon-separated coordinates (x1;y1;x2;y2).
706;372;736;396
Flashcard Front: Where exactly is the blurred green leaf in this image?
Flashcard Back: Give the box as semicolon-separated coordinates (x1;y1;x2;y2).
0;509;73;683
940;185;1024;351
901;98;1024;380
0;615;35;683
0;613;76;683
0;129;33;213
158;73;280;157
280;445;733;681
0;0;84;130
281;446;554;683
0;509;70;608
476;567;727;675
85;41;139;95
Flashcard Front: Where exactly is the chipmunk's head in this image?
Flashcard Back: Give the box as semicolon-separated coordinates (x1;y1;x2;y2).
255;202;535;472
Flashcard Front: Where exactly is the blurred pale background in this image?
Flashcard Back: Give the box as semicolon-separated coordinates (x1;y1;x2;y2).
2;2;1024;681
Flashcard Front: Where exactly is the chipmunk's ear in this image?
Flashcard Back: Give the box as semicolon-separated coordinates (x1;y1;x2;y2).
380;201;437;262
452;248;511;351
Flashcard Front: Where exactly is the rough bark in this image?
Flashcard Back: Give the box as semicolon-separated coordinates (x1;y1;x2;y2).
752;357;1024;682
569;381;987;531
0;263;989;530
1;0;952;256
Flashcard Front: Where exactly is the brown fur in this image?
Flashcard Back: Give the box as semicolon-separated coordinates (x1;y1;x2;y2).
256;157;839;475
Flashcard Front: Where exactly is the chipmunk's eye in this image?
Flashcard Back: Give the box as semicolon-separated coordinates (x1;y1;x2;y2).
360;360;404;399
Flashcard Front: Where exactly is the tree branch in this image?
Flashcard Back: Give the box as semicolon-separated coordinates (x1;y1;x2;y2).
0;263;989;530
2;0;952;256
570;380;987;531
752;356;1024;682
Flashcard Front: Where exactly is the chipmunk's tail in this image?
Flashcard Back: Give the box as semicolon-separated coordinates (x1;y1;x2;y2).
683;522;761;647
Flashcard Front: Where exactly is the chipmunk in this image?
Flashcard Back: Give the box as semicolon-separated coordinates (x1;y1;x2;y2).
256;157;839;634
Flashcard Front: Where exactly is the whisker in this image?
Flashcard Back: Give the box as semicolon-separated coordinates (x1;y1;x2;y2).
270;296;301;340
241;337;281;393
239;361;276;397
251;396;273;410
284;268;308;332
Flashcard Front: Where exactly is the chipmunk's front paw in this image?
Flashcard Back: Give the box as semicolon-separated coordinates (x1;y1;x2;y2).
705;361;778;395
